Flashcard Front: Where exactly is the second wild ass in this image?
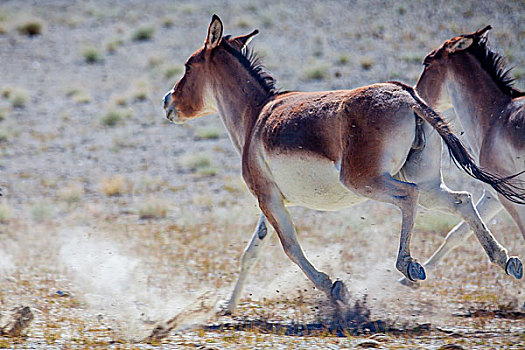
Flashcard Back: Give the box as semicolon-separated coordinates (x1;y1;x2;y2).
163;16;524;314
400;26;525;287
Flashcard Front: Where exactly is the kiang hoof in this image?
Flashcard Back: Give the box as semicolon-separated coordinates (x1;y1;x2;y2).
331;280;349;303
506;257;523;280
407;261;426;282
398;276;421;289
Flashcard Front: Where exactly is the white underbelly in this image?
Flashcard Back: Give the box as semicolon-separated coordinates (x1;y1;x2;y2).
267;154;365;211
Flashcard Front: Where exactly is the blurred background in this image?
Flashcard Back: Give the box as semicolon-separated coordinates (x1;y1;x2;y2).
0;0;523;348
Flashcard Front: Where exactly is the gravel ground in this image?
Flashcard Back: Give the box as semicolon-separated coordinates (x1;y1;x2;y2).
0;1;524;348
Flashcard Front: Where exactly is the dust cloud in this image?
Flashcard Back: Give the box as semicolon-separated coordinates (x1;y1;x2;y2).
57;227;216;340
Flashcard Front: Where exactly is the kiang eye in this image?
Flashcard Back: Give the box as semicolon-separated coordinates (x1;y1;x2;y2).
185;64;191;72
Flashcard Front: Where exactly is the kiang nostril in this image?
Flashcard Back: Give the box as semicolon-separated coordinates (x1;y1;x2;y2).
163;93;172;109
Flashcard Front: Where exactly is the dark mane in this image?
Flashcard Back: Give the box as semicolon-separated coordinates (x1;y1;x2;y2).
222;37;277;96
466;37;525;98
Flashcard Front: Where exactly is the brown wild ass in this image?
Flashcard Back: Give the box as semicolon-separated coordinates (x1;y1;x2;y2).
163;16;523;314
400;26;525;287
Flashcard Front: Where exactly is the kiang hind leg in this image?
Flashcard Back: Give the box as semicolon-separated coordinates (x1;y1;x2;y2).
223;214;273;315
399;190;503;287
339;168;425;282
399;132;522;283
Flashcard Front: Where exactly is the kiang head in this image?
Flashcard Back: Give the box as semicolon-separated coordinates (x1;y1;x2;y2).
162;15;259;124
415;25;492;111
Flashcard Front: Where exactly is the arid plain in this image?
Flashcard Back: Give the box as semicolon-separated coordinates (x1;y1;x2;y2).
0;1;524;348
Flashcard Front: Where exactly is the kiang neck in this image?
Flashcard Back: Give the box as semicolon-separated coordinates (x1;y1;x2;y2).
447;60;510;155
212;65;271;154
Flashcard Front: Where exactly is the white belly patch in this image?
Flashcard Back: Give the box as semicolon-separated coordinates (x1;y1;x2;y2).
267;154;365;211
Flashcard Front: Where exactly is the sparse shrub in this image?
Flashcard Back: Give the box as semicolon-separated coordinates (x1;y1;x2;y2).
73;91;91;104
182;154;211;169
0;199;12;223
360;57;374;70
31;201;52;221
164;65;182;79
181;154;217;176
16;19;43;36
0;109;7;121
100;108;131;127
5;88;29;108
162;18;174;28
106;39;123;53
99;175;131;196
195;127;221;140
0;129;8;142
111;95;127;106
337;55;349;65
66;88;91;104
261;15;273;28
303;66;328;80
236;19;250;29
131;80;150;101
132;26;154;41
57;182;84;205
82;47;103;64
138;198;169;219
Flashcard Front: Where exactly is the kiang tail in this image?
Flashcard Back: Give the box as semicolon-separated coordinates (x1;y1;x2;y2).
391;81;525;205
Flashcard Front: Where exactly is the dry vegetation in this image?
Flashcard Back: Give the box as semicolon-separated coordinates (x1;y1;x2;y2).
0;0;524;349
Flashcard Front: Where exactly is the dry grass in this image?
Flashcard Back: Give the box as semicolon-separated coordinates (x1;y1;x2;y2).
16;18;44;36
99;175;132;196
0;199;12;223
2;87;28;108
132;26;154;41
100;108;132;127
57;182;84;205
137;197;169;219
82;46;103;64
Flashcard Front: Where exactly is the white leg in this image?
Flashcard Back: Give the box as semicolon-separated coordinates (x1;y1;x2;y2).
224;214;272;314
399;190;503;287
416;184;520;278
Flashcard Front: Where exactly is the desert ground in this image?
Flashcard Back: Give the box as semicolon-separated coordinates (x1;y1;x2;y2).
0;0;524;348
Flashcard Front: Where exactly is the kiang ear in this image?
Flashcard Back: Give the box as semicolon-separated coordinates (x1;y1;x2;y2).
205;14;223;49
447;37;474;53
474;25;492;40
233;29;259;48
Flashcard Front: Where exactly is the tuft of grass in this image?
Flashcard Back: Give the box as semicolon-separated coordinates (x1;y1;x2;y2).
195;127;221;140
16;19;43;36
9;89;28;108
106;39;124;54
57;183;84;205
303;65;329;81
360;57;374;70
99;175;132;196
82;47;103;64
337;55;349;65
66;88;91;104
0;199;12;223
182;154;212;169
0;108;6;121
164;65;182;79
162;17;174;28
132;26;154;41
138;198;169;219
0;129;8;142
31;201;52;221
100;108;131;127
131;79;150;101
236;19;251;29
